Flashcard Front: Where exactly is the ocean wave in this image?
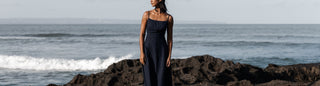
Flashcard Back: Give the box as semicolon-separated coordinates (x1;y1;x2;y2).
228;56;297;61
24;33;73;37
251;34;320;38
23;33;136;37
0;54;133;71
0;36;44;40
175;34;320;38
225;56;320;68
175;40;320;46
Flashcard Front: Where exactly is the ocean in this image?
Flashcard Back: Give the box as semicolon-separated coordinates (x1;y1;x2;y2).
0;24;320;85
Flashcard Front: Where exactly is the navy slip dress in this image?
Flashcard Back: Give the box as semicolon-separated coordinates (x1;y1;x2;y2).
142;11;173;86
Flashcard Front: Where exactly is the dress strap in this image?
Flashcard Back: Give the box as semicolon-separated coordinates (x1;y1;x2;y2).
147;11;150;19
167;14;170;22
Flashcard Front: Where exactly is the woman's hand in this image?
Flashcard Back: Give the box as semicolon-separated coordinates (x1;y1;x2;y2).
140;54;145;65
166;57;171;67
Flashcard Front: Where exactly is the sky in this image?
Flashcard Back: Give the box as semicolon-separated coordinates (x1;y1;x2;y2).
1;0;320;24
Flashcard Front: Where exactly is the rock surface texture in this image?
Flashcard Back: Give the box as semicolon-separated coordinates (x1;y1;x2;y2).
48;55;320;86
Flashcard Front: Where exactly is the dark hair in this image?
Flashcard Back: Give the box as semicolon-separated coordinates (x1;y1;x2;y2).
156;0;167;13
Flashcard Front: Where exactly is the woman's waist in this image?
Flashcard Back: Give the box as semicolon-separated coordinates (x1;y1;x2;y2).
145;35;166;41
146;33;165;38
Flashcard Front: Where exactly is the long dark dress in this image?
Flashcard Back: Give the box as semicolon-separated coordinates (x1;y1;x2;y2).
142;11;173;86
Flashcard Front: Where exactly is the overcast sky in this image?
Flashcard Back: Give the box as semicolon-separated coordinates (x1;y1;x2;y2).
1;0;320;24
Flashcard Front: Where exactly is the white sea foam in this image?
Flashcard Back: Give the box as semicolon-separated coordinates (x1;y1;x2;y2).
0;54;133;71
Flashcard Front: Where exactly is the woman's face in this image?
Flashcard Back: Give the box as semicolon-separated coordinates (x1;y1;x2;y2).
151;0;160;7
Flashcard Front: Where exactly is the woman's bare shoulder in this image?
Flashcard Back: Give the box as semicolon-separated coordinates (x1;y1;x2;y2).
142;10;151;19
166;13;173;21
143;10;154;17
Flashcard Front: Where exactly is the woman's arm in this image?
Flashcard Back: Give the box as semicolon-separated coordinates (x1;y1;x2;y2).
166;15;174;67
139;11;149;65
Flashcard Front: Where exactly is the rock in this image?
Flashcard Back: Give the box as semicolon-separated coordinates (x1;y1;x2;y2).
48;55;320;86
309;80;320;86
170;55;272;85
226;80;253;86
256;80;310;86
265;63;320;82
63;59;144;86
47;84;59;86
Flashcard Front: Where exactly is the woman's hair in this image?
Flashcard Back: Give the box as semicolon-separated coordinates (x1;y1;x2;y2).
156;0;167;13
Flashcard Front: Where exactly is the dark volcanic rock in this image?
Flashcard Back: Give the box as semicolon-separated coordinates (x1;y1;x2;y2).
64;59;144;86
255;80;310;86
309;80;320;86
48;55;320;86
170;55;272;85
226;80;253;86
265;63;320;82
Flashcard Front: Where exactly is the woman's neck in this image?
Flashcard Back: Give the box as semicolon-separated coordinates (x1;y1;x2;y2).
154;8;161;15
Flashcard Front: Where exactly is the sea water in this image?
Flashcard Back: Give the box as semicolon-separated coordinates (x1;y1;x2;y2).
0;24;319;85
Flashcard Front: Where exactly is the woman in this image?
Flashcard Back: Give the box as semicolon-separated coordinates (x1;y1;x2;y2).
139;0;174;85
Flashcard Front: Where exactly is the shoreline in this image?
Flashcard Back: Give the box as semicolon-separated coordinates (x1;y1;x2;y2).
48;55;320;86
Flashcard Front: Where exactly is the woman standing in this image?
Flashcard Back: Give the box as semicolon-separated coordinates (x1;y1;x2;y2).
139;0;174;85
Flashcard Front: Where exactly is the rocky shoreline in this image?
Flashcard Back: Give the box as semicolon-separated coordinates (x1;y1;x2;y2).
48;55;320;86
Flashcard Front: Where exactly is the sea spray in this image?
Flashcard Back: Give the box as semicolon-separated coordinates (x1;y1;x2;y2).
0;54;133;71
